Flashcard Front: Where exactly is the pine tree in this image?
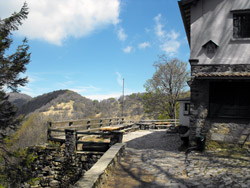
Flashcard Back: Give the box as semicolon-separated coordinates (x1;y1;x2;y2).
0;4;31;187
0;2;30;140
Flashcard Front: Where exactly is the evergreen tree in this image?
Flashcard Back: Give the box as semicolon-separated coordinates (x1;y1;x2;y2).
0;3;31;187
0;2;30;140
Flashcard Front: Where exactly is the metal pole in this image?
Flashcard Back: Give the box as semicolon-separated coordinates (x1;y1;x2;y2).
122;78;124;117
174;104;176;127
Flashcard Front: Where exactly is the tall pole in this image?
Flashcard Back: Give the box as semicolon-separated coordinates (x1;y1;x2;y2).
122;78;124;117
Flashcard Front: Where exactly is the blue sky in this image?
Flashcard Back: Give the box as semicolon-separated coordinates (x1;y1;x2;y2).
1;0;190;100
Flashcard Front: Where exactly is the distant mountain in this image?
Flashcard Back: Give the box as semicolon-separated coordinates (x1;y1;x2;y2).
8;92;32;109
18;90;97;119
17;89;146;120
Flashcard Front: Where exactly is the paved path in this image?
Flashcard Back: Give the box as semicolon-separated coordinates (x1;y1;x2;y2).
102;130;250;188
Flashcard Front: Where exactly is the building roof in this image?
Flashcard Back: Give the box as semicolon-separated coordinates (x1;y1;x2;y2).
202;40;219;48
194;72;250;79
178;0;200;46
177;97;190;102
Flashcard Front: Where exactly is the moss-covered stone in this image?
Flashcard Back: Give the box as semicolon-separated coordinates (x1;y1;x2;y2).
206;140;249;159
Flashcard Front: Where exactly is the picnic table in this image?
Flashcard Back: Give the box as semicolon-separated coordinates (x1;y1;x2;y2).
153;122;171;125
136;122;152;130
99;126;122;132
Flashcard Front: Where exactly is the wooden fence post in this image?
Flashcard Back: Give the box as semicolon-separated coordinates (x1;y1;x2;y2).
99;119;103;127
47;122;52;140
87;120;91;129
65;129;76;159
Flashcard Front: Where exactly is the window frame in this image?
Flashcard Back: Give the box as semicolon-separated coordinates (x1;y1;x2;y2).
232;10;250;39
184;103;190;116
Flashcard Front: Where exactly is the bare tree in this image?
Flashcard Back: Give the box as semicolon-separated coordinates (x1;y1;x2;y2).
144;55;189;119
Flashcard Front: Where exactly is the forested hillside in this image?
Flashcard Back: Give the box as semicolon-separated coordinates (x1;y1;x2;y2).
12;90;146;149
17;90;146;120
7;92;32;109
18;90;98;119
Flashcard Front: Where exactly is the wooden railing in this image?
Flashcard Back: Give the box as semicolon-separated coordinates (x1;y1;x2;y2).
48;126;124;153
75;131;123;152
48;117;127;129
137;119;179;124
47;118;179;153
47;117;131;141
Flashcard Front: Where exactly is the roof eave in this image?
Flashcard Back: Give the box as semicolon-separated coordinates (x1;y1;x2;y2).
178;1;191;47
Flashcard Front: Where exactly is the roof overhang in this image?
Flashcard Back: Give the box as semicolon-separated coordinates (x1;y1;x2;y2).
194;72;250;79
177;97;190;102
178;0;200;47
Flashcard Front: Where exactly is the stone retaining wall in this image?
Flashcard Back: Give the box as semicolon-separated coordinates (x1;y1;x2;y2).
22;145;102;188
21;129;125;187
74;143;126;188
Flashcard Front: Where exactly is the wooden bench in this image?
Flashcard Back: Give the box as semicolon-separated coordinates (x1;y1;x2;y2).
99;123;134;132
99;126;121;132
153;122;171;125
136;123;152;130
153;122;174;129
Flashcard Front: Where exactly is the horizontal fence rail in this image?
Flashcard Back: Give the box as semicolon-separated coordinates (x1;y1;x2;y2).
136;119;179;130
47;118;179;152
47;117;132;143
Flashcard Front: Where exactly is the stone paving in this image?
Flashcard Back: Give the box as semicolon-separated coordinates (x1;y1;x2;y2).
101;130;250;188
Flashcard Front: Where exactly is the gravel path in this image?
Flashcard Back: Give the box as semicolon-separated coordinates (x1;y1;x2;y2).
101;130;250;188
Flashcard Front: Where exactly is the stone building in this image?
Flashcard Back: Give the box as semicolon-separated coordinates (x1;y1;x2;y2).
178;97;190;127
178;0;250;145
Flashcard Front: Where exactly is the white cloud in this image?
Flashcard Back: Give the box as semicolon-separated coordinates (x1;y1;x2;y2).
85;93;122;101
138;42;150;49
70;85;100;94
160;41;180;56
19;86;43;97
85;89;135;101
154;14;181;56
123;46;132;53
167;30;179;40
154;14;165;38
0;0;120;45
115;72;123;86
117;27;127;41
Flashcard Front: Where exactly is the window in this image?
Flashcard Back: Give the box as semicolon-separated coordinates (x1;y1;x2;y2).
184;103;190;115
209;82;250;118
233;13;250;38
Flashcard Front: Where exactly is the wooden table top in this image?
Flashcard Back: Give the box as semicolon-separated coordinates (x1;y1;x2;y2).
153;122;171;125
99;126;121;131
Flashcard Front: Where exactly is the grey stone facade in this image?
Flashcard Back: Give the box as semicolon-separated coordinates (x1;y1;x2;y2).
189;62;250;146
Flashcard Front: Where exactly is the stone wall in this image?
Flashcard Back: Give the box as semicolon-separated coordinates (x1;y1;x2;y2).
191;64;250;76
74;143;126;188
21;129;125;187
189;79;209;144
22;145;102;188
208;120;250;144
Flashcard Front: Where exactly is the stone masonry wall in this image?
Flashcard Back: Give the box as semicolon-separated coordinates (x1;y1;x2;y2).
21;129;103;188
189;79;209;144
22;145;102;188
191;64;250;76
